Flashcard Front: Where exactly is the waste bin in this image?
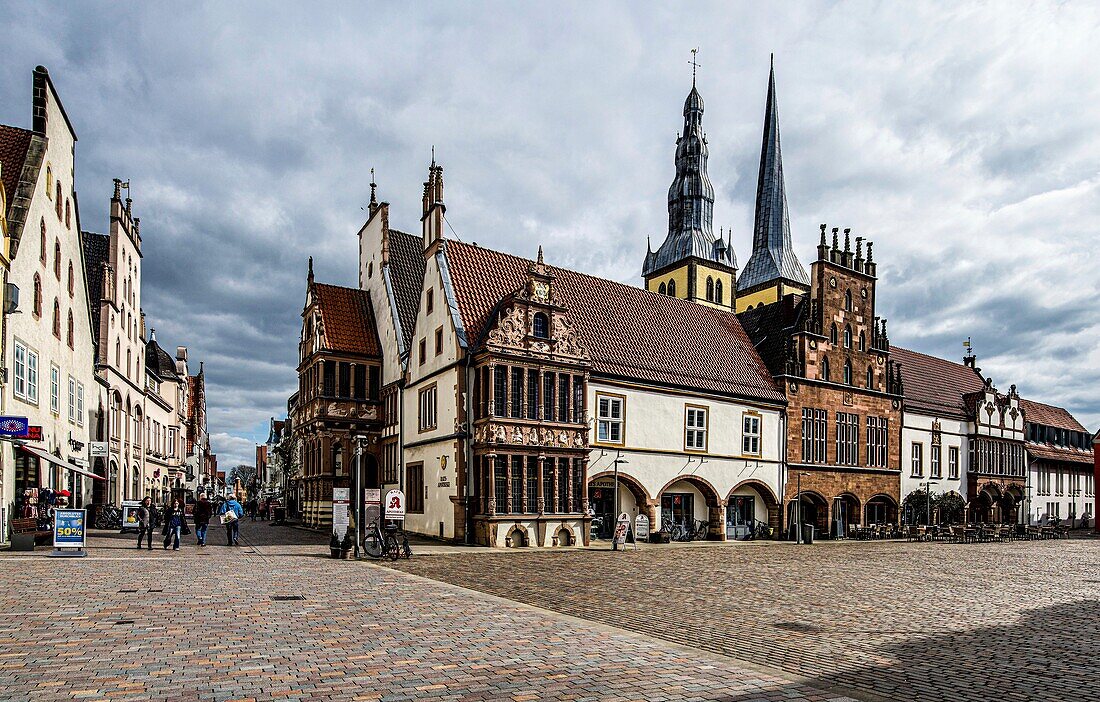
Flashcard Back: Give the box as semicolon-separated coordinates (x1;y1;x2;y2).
802;523;814;544
272;507;286;524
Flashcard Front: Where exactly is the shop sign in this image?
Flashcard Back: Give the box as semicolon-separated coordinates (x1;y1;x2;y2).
613;512;630;546
17;425;43;441
364;489;381;526
385;489;406;521
54;509;86;549
89;442;109;458
0;416;29;436
590;479;615;489
634;514;650;542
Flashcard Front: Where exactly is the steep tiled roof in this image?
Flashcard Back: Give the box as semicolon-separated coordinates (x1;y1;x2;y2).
0;125;34;210
443;241;784;402
1020;399;1087;432
313;282;381;356
888;346;986;419
387;229;426;352
146;338;180;381
82;231;109;346
1026;443;1092;465
736;296;804;378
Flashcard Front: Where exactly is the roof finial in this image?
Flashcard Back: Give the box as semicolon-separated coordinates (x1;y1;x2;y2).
537;245;544;265
369;167;378;210
307;256;314;284
690;48;700;87
431;145;436;165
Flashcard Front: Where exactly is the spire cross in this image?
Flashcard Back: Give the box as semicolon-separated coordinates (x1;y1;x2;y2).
689;48;700;86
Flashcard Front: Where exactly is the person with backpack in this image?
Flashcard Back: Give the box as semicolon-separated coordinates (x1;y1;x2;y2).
219;496;245;546
135;496;155;550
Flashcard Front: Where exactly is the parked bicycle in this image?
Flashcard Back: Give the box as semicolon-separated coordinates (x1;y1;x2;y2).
363;521;411;560
691;519;710;541
750;520;772;540
95;505;121;530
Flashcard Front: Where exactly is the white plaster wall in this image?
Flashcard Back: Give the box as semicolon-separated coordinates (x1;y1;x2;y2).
3;81;97;513
900;412;969;506
585;379;784;532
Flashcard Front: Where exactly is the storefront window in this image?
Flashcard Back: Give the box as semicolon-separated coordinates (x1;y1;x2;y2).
726;495;755;538
661;492;694;529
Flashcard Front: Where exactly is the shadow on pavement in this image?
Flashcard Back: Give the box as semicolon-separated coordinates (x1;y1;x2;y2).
713;598;1099;702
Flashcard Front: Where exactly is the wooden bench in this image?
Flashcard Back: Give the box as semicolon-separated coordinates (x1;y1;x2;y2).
10;517;51;551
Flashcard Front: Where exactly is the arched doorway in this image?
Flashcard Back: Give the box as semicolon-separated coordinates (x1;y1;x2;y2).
971;485;1000;523
588;471;650;540
658;476;720;539
726;480;781;539
832;493;862;538
787;491;829;539
865;494;897;525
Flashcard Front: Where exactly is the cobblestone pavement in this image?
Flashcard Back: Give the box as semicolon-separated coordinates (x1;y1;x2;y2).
391;539;1100;702
0;523;860;702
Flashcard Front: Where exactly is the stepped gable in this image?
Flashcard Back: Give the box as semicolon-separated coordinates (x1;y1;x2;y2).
313;282;381;356
888;346;986;419
444;240;783;402
386;228;426;351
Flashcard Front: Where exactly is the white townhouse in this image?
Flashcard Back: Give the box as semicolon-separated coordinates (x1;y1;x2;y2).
0;67;100;536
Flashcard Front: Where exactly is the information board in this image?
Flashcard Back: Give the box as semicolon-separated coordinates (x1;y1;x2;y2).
332;488;350;536
634;514;650;542
613;512;630;546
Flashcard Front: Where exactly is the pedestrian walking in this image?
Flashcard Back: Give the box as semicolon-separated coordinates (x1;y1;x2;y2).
192;493;213;546
220;496;245;546
260;499;270;521
162;499;187;550
247;498;258;522
135;496;155;550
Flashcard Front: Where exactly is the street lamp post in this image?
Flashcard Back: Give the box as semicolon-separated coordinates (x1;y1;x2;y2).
612;452;628;550
795;472;810;544
353;436;366;559
920;479;939;528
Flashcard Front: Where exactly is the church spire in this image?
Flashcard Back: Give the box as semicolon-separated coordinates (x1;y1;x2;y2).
737;56;809;294
642;55;734;279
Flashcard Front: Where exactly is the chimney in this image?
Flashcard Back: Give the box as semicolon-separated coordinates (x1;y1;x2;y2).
32;66;49;134
421;158;446;254
177;346;188;362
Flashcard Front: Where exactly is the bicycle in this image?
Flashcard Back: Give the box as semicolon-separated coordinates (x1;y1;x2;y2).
691;519;710;541
95;505;122;530
750;520;772;540
363;521;411;560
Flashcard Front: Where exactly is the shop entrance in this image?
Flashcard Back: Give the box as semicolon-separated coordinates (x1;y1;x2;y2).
660;492;694;531
726;495;755;539
588;485;616;539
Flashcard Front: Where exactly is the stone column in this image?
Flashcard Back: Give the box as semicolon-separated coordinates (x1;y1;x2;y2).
537;455;546;514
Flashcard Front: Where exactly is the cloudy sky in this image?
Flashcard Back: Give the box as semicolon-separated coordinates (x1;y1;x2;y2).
2;1;1097;465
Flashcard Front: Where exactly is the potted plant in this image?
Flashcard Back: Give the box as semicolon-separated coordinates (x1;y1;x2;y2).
339;530;354;559
329;532;341;559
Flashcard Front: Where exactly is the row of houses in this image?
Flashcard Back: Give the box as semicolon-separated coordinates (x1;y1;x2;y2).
0;66;213;541
276;63;1097;546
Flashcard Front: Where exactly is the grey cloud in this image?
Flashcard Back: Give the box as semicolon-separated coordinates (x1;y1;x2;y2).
3;0;1097;458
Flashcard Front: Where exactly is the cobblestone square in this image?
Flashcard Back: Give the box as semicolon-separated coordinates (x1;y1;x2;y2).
393;538;1100;702
0;523;859;702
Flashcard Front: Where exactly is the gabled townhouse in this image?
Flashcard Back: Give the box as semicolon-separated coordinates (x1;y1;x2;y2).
1;67;100;539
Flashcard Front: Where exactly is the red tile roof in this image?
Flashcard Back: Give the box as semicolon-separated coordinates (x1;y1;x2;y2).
1026;443;1093;465
0;124;34;211
889;346;986;418
1020;399;1087;432
443;241;784;402
313;283;381;357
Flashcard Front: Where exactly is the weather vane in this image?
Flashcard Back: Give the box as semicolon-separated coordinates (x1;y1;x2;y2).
689;48;701;85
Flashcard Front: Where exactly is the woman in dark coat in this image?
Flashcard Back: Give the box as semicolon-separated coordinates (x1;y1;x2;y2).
161;499;187;550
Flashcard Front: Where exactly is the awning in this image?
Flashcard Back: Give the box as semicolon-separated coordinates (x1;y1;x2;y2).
18;444;106;481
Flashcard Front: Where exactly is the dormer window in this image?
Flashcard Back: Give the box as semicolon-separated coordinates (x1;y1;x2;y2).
532;312;549;339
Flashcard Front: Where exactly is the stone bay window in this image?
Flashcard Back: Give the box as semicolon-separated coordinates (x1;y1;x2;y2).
468;249;592;545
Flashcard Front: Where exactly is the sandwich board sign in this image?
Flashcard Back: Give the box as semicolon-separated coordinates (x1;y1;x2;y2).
384;489;406;521
50;508;87;557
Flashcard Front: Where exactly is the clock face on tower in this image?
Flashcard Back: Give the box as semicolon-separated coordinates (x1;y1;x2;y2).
533;281;549;301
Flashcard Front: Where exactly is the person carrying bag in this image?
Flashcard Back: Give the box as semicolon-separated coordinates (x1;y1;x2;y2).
219;496;244;546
